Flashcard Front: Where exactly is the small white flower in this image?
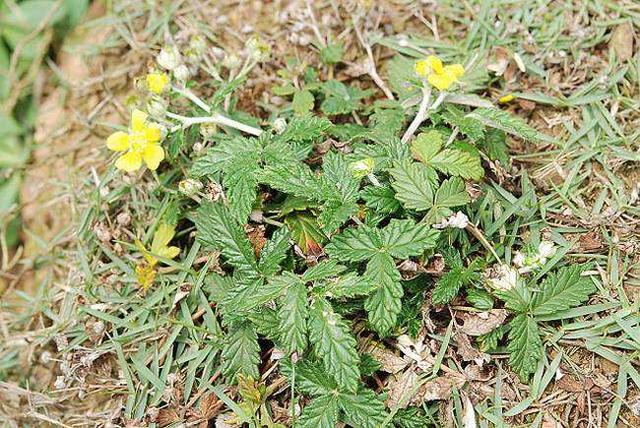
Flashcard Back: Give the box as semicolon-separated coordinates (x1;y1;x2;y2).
245;35;271;62
157;46;181;71
538;240;556;259
174;64;191;84
433;212;469;229
486;264;518;291
512;251;526;268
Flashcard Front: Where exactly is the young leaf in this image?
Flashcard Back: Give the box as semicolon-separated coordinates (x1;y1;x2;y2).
195;202;257;274
364;253;403;336
297;394;339;428
309;299;361;392
390;159;437;211
338;389;388;428
293;89;315;115
221;324;260;382
278;280;309;354
507;314;542;379
285;212;326;255
531;266;595;316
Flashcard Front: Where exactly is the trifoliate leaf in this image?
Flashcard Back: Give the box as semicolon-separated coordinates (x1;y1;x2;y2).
195;202;257;274
309;299;361;392
390;159;437;211
364;253;402;336
221;324;260;382
297;394;339;428
531;266;595;316
338;389;388;428
507;314;542;380
278;280;309;354
466;107;554;143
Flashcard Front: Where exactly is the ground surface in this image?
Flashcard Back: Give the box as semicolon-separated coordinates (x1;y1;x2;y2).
1;0;639;427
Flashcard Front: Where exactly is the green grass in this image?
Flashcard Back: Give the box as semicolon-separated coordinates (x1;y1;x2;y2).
0;1;639;427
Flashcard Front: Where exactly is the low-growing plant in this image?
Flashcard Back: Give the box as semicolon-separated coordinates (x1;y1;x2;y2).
99;37;597;426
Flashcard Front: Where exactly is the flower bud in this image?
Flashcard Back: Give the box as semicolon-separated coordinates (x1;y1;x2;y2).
157;46;181;71
245;35;271;62
189;35;207;57
174;64;191;84
199;123;217;139
222;53;241;69
179;179;204;196
273;117;287;134
350;158;375;178
147;97;167;118
485;264;518;291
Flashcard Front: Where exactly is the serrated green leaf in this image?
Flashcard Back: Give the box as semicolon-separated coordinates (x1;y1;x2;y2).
309;299;361;392
320;80;371;116
261;162;323;200
507;314;542;380
190;135;255;177
434;177;470;208
297;394;339;428
278;280;309;354
441;105;485;141
432;269;464;305
315;271;376;298
364;253;402;336
361;185;401;214
480;128;509;166
338;389;388;428
195;202;257;274
302;259;346;282
258;227;291;276
429;148;484;180
221;324;260;382
531;266;595;316
224;157;259;223
380;219;439;259
320;42;344;64
276;114;332;144
325;226;380;262
390;160;437;211
280;359;339;396
466;107;554;143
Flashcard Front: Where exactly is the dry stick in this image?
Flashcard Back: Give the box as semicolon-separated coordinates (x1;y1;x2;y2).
352;15;395;100
166;111;263;136
401;87;432;144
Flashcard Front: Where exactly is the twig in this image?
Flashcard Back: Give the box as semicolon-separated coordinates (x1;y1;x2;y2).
352;15;394;100
166;111;262;136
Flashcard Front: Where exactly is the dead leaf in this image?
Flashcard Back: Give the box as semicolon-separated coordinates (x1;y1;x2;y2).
410;374;466;405
610;22;635;62
155;408;181;427
362;341;409;374
455;332;482;362
386;369;418;409
459;310;507;336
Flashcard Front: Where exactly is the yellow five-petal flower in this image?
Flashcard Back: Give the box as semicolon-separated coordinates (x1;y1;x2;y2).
415;55;465;91
107;109;165;172
146;72;170;94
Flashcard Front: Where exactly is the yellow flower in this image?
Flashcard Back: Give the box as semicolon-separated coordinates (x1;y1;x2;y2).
106;109;165;172
414;55;465;91
134;223;180;291
146;72;169;94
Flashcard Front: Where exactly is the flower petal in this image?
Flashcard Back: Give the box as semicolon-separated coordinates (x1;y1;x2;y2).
414;59;430;77
427;73;454;91
146;72;169;94
445;64;465;79
115;151;143;172
144;125;161;143
425;55;444;74
106;131;130;151
131;109;148;132
142;144;165;170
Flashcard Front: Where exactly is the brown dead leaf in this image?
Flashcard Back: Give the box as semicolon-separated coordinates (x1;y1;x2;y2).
610;22;635;62
245;225;267;257
455;332;482;362
386;369;418;409
362;341;409;374
556;375;583;393
155;408;181;427
459;310;507;336
410;374;466;405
